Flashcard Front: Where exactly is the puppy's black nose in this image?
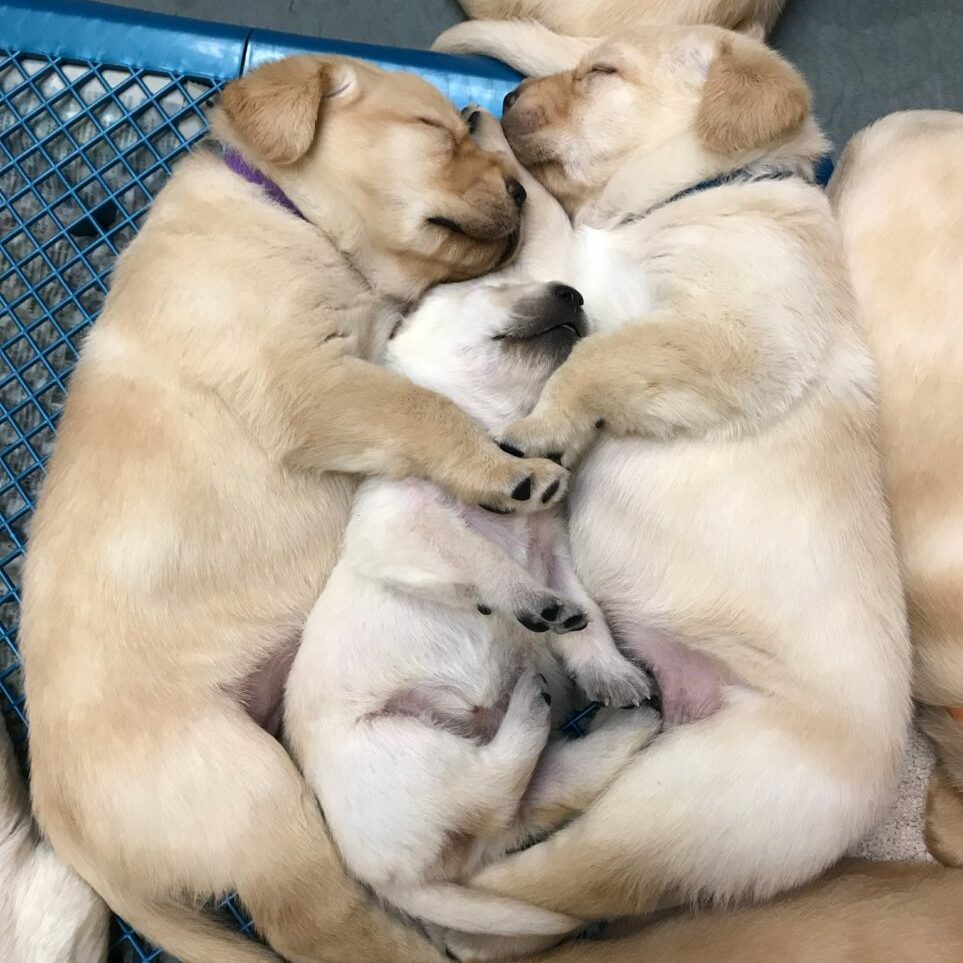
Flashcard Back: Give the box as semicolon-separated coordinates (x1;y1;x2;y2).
506;177;527;209
551;283;584;307
503;86;522;114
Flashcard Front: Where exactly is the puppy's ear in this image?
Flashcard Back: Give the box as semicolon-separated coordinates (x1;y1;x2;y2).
219;56;356;165
736;21;767;42
695;39;810;155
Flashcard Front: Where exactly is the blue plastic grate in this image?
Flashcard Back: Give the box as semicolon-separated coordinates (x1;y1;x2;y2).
0;45;224;963
0;45;222;735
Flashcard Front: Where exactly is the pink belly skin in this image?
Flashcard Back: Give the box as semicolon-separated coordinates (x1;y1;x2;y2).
620;629;734;727
239;640;300;738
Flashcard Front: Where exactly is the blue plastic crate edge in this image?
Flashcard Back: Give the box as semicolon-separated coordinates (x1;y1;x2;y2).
0;0;523;112
0;0;249;81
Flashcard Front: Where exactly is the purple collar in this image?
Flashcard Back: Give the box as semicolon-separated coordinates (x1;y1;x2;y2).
223;148;307;221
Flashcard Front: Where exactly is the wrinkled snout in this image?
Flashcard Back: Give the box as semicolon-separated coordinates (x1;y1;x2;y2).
501;74;572;147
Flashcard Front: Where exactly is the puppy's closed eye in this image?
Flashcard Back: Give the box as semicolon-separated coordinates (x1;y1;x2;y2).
587;64;618;77
427;216;466;235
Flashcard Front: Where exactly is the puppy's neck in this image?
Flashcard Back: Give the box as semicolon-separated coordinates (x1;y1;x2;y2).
576;119;830;228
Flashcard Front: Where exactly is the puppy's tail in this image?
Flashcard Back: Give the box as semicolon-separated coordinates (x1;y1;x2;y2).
385;882;581;937
433;21;597;77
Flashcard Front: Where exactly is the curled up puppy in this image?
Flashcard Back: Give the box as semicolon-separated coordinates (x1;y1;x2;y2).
285;280;658;954
21;55;569;963
429;23;913;960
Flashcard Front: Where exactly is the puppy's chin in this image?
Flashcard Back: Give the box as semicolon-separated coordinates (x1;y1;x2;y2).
424;230;521;282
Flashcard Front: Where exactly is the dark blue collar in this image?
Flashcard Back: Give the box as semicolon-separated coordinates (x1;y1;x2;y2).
625;154;835;223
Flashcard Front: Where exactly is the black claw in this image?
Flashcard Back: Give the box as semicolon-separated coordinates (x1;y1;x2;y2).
542;691;552;706
512;476;533;501
541;602;561;621
563;614;588;630
546;451;564;465
499;441;524;457
518;614;551;633
541;479;560;504
595;418;606;429
466;109;481;133
477;604;493;615
481;503;515;515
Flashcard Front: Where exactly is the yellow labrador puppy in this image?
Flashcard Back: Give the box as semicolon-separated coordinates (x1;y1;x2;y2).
19;56;568;963
428;25;911;957
454;1;785;38
441;0;785;70
829;110;963;869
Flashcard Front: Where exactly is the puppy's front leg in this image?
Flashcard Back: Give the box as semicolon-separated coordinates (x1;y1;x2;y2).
271;352;567;512
548;536;651;707
348;480;587;635
498;309;809;466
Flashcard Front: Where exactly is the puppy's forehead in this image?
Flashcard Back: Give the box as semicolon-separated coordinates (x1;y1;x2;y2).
364;68;460;119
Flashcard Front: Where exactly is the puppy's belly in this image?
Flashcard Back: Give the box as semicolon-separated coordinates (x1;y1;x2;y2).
568;437;767;720
621;627;734;726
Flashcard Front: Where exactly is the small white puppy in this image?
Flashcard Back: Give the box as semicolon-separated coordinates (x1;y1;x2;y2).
285;280;657;948
1;723;108;963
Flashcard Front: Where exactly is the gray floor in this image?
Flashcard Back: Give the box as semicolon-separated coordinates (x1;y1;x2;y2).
102;0;962;153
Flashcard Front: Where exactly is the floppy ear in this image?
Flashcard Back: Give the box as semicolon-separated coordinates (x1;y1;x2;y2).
736;21;767;42
695;39;810;155
219;56;354;165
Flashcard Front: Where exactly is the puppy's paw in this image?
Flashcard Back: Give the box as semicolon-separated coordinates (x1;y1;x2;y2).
569;653;653;708
498;411;601;470
462;105;512;155
504;669;554;732
478;454;569;515
514;590;587;635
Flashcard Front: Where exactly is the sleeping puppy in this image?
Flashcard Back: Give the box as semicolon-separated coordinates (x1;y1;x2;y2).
451;1;786;41
441;0;785;72
428;24;912;958
20;55;568;963
829;110;963;868
0;723;108;963
285;279;658;951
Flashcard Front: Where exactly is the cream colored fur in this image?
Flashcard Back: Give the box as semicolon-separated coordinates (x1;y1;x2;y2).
420;26;911;960
829;110;963;867
285;279;659;951
521;861;963;963
19;55;571;963
456;1;785;37
438;0;784;68
0;724;109;963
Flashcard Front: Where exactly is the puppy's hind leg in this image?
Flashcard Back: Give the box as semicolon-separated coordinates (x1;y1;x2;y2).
457;669;555;836
519;706;662;839
53;706;441;963
469;700;877;923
